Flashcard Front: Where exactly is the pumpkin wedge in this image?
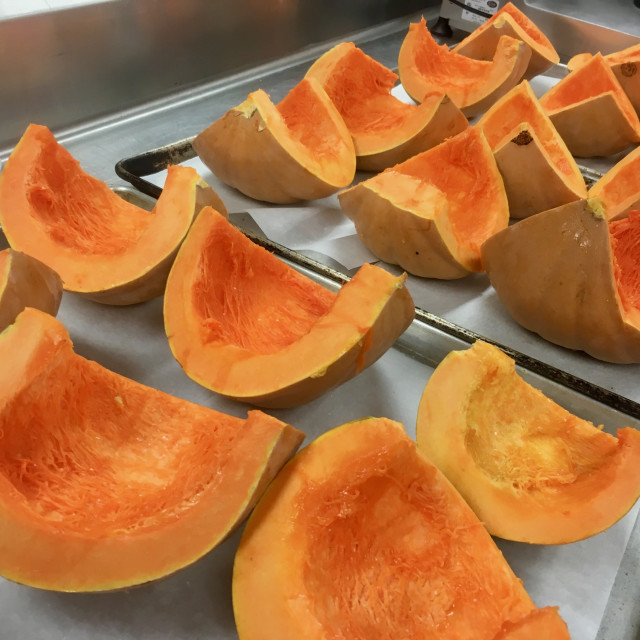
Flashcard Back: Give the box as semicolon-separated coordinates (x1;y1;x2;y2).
454;2;559;80
193;77;355;203
417;340;640;544
589;142;640;219
482;199;640;363
477;81;586;218
539;53;640;157
0;248;62;331
0;307;304;592
233;417;568;640
568;44;640;116
0;124;221;305
398;18;531;117
338;127;509;279
304;41;468;171
164;207;414;408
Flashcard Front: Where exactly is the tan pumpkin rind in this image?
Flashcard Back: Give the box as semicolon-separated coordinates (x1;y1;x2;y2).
233;417;566;639
0;307;304;592
0;248;63;331
304;41;468;171
589;143;640;219
338;127;509;278
567;44;640;116
539;53;640;157
398;18;531;117
477;81;586;218
0;124;219;305
454;2;559;80
417;340;640;544
164;207;415;408
193;77;356;203
482;199;640;363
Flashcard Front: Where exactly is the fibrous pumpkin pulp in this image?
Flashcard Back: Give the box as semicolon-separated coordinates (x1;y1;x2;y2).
0;307;304;592
417;340;640;544
568;43;640;116
0;248;63;331
164;207;414;408
539;53;640;156
304;41;468;171
193;77;356;203
233;416;570;640
589;143;640;219
482;199;640;363
454;2;559;80
338;127;509;279
398;18;531;117
0;124;221;305
477;81;586;218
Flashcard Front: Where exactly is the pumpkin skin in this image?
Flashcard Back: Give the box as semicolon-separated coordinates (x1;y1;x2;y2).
233;417;566;640
567;44;640;116
193;77;356;203
453;1;559;80
589;142;640;219
338;127;509;279
164;207;415;408
304;41;468;171
398;18;531;117
482;199;640;363
0;307;304;592
417;340;640;544
477;81;587;218
539;53;640;157
0;248;63;331
0;124;221;305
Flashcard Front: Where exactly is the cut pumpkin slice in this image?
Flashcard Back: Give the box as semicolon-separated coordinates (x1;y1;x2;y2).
454;2;559;80
539;53;640;157
493;607;571;639
164;207;414;408
233;416;568;640
398;18;531;117
304;41;468;171
0;124;222;305
0;307;304;592
589;141;640;219
482;199;640;363
476;81;586;218
193;77;356;203
568;43;640;116
417;340;640;544
338;127;509;278
0;248;63;331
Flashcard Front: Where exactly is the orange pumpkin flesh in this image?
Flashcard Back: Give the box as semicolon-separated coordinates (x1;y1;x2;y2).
0;124;219;305
193;77;355;203
567;44;640;116
482;199;640;363
164;207;414;408
338;127;509;278
0;248;63;331
233;417;567;640
0;307;304;592
493;607;571;639
539;53;640;157
477;81;586;218
589;143;640;219
304;42;468;171
417;340;640;544
398;18;531;117
453;1;559;80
